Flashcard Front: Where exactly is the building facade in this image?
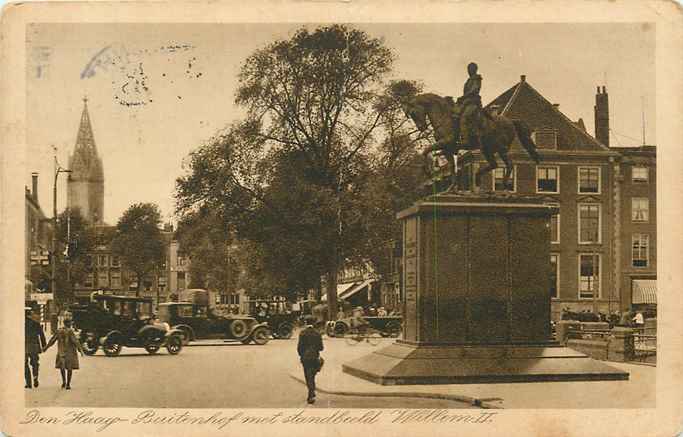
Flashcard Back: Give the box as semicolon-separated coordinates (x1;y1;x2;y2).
67;97;104;225
73;225;173;305
167;239;191;299
612;145;657;313
25;173;52;299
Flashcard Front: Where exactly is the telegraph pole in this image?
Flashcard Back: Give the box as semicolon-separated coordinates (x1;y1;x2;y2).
51;146;71;310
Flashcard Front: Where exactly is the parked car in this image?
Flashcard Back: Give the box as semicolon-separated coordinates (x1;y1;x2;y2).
327;315;402;338
157;302;270;345
245;298;298;339
70;294;184;356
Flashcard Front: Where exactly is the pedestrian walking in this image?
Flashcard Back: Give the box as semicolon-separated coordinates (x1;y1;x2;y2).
44;319;85;390
297;322;324;404
25;308;47;389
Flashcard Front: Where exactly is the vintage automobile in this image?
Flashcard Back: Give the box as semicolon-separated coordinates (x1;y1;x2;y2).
326;315;402;338
70;294;184;356
157;302;271;345
245;298;298;339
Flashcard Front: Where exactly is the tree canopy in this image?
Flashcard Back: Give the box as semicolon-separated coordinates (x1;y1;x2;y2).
176;25;427;317
111;203;165;296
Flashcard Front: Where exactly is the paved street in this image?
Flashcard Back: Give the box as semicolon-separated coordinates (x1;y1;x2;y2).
25;334;475;409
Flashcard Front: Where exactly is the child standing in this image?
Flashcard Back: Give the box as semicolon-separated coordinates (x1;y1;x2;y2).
44;319;84;389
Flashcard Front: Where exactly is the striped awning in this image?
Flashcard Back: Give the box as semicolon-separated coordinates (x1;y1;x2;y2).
339;279;375;301
321;282;356;302
632;279;657;304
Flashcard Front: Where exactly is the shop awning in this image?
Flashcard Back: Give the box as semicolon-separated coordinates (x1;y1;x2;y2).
321;282;357;302
632;279;657;304
339;279;375;301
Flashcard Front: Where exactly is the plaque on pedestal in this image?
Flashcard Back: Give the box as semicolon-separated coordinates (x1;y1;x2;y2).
343;192;628;384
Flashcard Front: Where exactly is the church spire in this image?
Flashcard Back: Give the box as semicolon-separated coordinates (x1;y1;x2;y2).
68;97;105;224
75;95;98;157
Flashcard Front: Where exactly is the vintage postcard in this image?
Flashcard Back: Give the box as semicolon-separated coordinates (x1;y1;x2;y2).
1;1;682;436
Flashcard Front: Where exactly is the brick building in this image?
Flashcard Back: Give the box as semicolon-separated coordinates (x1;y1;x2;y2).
25;173;52;299
73;225;173;305
612;145;657;313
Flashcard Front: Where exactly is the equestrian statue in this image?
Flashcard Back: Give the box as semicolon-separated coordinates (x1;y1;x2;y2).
399;62;540;191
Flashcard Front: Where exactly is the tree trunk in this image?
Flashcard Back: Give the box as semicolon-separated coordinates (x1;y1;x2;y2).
315;276;322;302
136;272;142;297
325;256;339;321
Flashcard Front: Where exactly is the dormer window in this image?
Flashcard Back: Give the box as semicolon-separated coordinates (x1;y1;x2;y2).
531;128;558;149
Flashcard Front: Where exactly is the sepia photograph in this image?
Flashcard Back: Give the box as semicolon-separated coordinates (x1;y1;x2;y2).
2;1;683;436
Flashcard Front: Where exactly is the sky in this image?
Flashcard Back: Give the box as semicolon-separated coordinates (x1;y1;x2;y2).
26;23;656;225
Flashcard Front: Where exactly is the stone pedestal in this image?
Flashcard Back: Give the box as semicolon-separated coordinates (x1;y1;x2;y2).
343;192;628;384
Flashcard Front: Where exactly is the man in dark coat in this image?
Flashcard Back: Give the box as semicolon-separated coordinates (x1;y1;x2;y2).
297;323;324;404
25;308;47;389
453;62;486;150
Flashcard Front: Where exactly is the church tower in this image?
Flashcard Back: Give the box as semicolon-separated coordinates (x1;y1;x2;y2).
67;97;104;225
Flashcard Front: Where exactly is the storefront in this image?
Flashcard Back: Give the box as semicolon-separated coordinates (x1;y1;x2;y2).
631;278;657;317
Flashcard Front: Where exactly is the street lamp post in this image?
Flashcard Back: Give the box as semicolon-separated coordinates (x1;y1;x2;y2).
51;147;71;311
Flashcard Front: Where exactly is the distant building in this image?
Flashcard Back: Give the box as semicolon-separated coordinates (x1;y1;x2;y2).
67;97;104;225
25;172;52;300
73;225;173;305
167;239;191;299
611;145;657;314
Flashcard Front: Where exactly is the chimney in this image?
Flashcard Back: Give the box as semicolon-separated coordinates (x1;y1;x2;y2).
594;85;609;146
552;103;560;110
520;75;526;82
31;172;38;202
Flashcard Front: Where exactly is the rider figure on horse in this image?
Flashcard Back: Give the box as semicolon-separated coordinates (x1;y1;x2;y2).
453;62;488;151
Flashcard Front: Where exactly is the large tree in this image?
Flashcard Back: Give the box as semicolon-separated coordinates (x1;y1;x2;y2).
111;203;165;296
175;207;240;295
178;25;399;318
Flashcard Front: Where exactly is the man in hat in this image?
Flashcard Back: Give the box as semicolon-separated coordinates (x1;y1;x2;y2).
453;62;487;150
25;307;47;388
297;322;324;404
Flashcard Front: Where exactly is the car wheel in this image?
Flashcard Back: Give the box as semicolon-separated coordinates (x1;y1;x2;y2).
277;323;294;339
165;335;183;355
144;342;161;354
334;322;348;337
230;320;248;339
103;338;122;357
81;333;99;355
178;327;192;345
251;327;270;345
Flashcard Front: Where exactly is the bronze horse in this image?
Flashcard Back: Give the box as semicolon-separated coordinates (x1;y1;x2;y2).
402;93;540;191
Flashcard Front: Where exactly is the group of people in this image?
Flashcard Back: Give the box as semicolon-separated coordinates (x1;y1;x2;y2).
560;307;653;328
24;308;85;390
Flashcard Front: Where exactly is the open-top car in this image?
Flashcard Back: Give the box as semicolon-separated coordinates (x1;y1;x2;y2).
70;294;184;356
157;302;270;345
326;315;402;338
246;298;298;339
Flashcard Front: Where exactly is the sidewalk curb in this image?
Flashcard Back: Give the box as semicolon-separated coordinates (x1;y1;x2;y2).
288;374;503;409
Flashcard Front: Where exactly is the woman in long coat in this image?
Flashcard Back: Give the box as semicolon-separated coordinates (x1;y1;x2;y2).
44;319;84;389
